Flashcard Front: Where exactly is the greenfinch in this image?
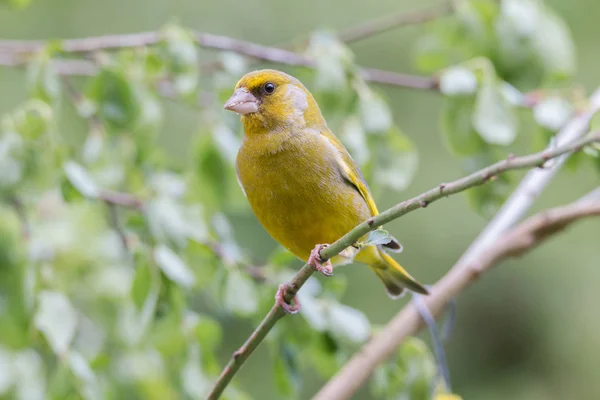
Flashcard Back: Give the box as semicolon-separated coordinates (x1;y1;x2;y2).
224;69;428;312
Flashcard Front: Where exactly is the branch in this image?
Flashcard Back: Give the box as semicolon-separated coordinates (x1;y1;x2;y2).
9;196;30;239
0;32;437;90
312;87;600;400
206;133;600;399
313;192;600;400
338;1;454;43
97;190;144;210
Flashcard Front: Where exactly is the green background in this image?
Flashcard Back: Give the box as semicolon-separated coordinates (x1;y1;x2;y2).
1;0;599;398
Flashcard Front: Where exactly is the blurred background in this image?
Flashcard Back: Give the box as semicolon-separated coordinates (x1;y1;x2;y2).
0;0;599;399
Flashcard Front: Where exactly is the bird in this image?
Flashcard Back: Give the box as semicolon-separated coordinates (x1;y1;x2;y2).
224;69;428;313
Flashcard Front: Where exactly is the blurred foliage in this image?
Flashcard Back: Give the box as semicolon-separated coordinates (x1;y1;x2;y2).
0;0;598;399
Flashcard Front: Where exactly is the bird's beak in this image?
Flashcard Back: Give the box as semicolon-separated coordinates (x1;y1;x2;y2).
224;89;259;115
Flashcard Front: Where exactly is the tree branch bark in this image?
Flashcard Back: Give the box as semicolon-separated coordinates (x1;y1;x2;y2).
206;132;600;399
0;31;437;90
313;192;600;400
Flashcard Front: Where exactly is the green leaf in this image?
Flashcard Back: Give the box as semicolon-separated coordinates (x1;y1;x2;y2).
193;133;230;209
154;245;196;288
27;53;61;103
357;87;392;134
434;394;464;400
309;332;340;377
397;337;437;399
5;0;32;8
147;197;190;247
372;337;436;400
85;68;141;131
365;229;394;246
267;246;298;268
34;291;77;355
150;171;186;197
327;303;371;343
307;30;354;93
63;161;99;198
12;99;54;140
413;33;455;74
533;97;573;131
181;345;211;399
224;270;258;317
464;151;511;217
131;263;152;310
135;85;163;133
531;6;576;80
219;52;248;76
472;76;518;145
159;24;199;97
192;314;222;351
373;129;419;192
340;116;369;165
0;347;14;394
439;66;478;96
13;350;46;400
441;97;485;156
0;131;24;190
273;344;300;397
211;122;241;165
68;351;103;400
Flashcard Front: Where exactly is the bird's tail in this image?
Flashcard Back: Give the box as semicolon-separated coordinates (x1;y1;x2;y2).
358;246;429;298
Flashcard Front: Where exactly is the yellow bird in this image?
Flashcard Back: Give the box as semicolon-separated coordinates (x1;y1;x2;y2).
224;69;428;312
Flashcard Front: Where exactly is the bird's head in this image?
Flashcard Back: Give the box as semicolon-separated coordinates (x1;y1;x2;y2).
224;69;326;134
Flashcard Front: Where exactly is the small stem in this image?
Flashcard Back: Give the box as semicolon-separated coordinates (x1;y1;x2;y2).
338;1;454;43
98;190;144;210
9;196;30;239
106;202;129;253
414;295;452;393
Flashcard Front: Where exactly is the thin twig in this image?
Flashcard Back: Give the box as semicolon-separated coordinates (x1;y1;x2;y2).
98;190;144;210
414;295;452;393
313;193;600;400
338;1;454;43
9;196;30;239
203;239;268;282
206;133;600;399
106;202;130;252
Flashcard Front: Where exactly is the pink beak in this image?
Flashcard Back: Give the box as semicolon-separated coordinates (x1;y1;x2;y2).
224;88;259;115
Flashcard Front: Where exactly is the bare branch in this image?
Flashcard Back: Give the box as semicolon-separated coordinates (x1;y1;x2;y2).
338;1;454;43
0;31;436;90
98;190;144;210
9;196;30;239
314;194;600;400
206;132;600;399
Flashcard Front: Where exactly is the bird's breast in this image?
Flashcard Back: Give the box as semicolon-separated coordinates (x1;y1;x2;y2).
236;133;370;260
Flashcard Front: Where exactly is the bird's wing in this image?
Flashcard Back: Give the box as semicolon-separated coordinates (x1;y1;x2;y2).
320;128;403;252
320;128;379;216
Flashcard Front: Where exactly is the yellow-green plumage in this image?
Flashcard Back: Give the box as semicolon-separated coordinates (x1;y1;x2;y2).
227;69;427;297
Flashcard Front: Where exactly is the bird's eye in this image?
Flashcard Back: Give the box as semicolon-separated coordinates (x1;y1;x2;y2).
263;82;276;94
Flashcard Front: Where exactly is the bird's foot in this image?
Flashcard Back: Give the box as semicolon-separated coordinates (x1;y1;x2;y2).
275;283;301;314
308;244;333;277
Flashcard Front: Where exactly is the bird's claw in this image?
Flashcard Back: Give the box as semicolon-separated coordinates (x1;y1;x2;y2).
308;244;333;276
275;283;301;314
